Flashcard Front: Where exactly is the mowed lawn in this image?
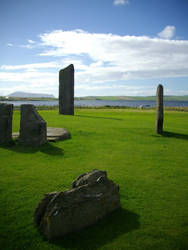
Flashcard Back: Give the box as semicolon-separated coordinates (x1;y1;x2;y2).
0;109;188;250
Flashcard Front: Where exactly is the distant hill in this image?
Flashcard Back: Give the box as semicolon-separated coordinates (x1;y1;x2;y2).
8;91;55;98
3;93;188;101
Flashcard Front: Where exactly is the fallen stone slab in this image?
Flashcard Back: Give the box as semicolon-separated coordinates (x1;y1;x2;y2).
12;127;70;142
46;127;70;142
34;169;120;240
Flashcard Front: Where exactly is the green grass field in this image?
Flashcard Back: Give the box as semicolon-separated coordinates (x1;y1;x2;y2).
0;109;188;250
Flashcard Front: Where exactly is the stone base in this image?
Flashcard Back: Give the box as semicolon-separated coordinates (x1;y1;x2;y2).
46;127;70;142
13;127;70;142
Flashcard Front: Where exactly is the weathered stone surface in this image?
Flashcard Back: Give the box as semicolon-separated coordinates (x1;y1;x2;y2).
59;64;74;115
156;84;164;134
0;103;13;144
34;169;120;240
19;104;47;146
13;127;70;142
47;127;70;142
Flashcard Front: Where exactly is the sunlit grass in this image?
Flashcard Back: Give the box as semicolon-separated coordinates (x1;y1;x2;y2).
0;109;188;250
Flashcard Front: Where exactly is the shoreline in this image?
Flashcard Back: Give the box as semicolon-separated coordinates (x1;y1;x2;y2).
1;95;188;102
11;105;188;112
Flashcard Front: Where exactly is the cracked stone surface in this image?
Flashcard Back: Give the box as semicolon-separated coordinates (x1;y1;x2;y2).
34;169;120;240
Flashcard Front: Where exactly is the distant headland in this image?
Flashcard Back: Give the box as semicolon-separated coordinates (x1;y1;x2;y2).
0;92;188;102
8;91;55;99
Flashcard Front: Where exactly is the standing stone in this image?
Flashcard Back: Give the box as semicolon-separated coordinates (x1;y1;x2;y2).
0;104;13;144
156;84;164;134
34;169;120;240
19;104;47;146
59;64;74;115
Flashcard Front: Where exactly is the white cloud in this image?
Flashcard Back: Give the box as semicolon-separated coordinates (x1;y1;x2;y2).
76;82;154;93
20;44;35;49
1;28;188;96
0;71;58;96
20;44;34;49
39;29;188;81
20;40;37;49
114;0;129;6
158;25;176;39
0;62;60;70
0;71;57;82
28;39;35;44
7;43;13;47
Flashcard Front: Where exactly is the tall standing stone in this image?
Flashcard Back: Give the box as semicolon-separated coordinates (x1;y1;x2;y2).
19;104;47;146
0;103;13;144
156;84;164;134
59;64;74;115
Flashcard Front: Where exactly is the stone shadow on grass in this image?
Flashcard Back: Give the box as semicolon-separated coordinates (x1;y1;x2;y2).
152;131;188;141
76;114;123;121
1;142;64;156
51;208;140;250
162;131;188;141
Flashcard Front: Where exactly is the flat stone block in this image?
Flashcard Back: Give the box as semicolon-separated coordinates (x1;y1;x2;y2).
46;127;70;142
13;127;70;142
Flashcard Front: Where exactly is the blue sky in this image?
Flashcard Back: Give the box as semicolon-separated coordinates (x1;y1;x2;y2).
0;0;188;97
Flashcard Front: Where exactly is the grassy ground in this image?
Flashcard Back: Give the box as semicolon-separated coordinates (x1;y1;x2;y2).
0;109;188;250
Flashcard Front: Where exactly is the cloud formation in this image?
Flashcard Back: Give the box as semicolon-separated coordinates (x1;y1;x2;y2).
158;25;176;39
39;29;188;80
1;62;60;71
114;0;129;6
7;43;13;47
28;40;35;44
1;27;188;96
